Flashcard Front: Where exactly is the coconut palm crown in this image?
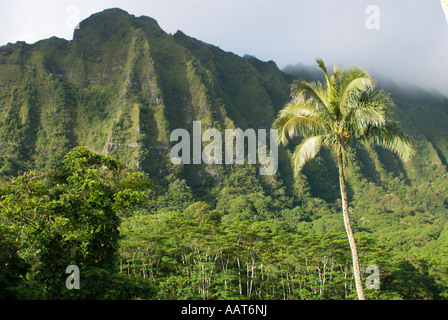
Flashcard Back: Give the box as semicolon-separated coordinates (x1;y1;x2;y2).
273;58;414;300
275;58;414;175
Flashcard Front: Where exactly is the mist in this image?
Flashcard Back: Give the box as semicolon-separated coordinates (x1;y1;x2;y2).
1;0;447;95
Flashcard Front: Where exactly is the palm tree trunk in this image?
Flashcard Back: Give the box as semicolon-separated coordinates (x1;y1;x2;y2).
337;148;365;300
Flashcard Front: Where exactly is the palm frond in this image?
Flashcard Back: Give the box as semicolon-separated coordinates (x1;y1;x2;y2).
316;57;338;101
343;89;392;135
273;101;327;145
357;120;415;162
316;58;330;81
292;135;324;175
339;66;375;90
290;79;332;118
338;66;375;108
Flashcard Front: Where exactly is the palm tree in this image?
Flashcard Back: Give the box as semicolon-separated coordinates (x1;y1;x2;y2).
273;58;414;300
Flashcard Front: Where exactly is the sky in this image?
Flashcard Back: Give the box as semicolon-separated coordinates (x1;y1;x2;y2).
0;0;447;95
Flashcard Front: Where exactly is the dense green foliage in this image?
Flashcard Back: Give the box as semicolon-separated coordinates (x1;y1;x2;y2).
0;147;154;299
0;8;448;300
0;151;444;300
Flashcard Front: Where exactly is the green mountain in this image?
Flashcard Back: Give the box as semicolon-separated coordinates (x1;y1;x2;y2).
1;8;448;299
0;8;289;178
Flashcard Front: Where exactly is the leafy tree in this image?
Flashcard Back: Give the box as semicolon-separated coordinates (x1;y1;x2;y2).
273;58;414;299
157;175;194;211
0;147;153;299
185;201;221;223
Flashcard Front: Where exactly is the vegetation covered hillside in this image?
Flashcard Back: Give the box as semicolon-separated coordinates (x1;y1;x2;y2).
0;8;289;179
0;8;448;299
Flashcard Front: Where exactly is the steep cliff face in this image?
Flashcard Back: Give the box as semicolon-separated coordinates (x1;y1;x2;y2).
0;8;290;178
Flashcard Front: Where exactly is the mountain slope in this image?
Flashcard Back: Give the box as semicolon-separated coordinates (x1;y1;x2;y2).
0;8;289;179
1;8;448;260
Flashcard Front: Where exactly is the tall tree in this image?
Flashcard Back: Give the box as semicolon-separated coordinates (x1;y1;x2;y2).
273;58;414;300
